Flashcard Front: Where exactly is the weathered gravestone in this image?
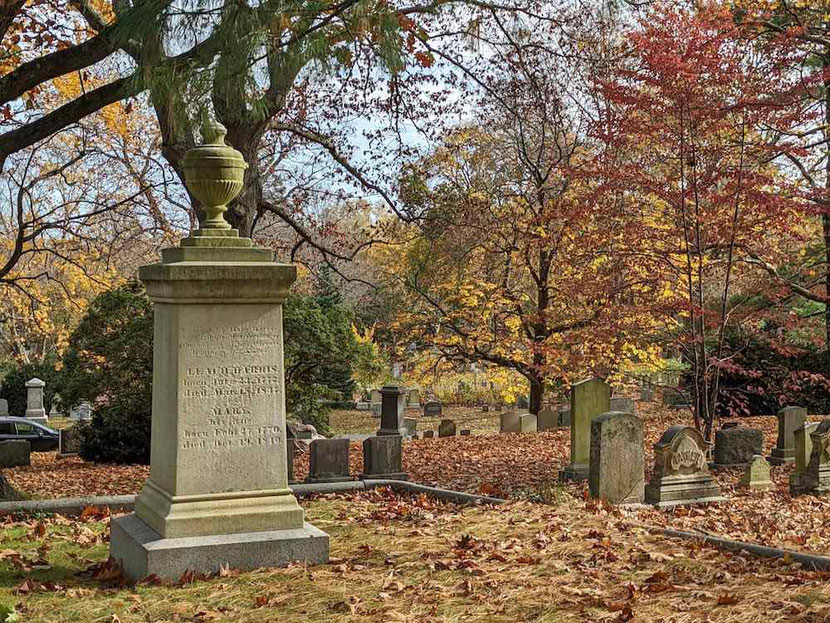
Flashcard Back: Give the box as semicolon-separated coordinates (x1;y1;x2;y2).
790;422;820;487
558;407;571;427
0;440;30;467
70;401;92;421
109;122;328;581
25;378;47;424
713;423;763;467
408;389;420;407
423;401;442;416
305;439;352;483
423;430;435;439
519;413;537;434
537;409;558;431
460;429;471;436
0;399;7;416
378;385;406;437
500;411;522;433
355;402;370;411
560;378;611;482
609;397;635;415
438;419;456;437
589;412;644;505
402;417;418;437
789;419;830;496
645;426;725;508
361;435;407;480
740;455;774;491
769;406;807;465
59;427;82;456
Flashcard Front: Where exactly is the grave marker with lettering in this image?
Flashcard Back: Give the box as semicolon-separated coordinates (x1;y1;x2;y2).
109;121;328;580
559;378;611;482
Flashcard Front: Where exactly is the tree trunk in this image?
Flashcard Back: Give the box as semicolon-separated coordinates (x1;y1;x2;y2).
529;376;544;415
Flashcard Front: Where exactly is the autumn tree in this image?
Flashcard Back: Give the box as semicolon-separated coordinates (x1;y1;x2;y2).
380;4;665;413
599;3;806;439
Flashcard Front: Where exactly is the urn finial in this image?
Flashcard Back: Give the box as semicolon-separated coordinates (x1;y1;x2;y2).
181;118;248;232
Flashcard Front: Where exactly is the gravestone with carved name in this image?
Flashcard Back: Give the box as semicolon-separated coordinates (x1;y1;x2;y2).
645;425;725;508
109;121;328;581
560;378;611;482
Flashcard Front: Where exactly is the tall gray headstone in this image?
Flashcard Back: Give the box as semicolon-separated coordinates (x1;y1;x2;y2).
790;419;830;496
769;406;807;465
25;378;47;424
559;378;611;482
0;399;7;416
589;412;644;505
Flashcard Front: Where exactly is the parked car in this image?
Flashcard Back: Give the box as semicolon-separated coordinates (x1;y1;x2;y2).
0;417;59;452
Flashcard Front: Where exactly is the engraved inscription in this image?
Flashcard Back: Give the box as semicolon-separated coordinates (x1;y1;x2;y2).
178;321;284;452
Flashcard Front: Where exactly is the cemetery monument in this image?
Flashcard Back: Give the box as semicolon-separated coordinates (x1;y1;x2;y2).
560;378;611;481
109;121;329;580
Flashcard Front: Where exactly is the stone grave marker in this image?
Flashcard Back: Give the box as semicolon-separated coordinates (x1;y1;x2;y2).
408;388;420;406
355;402;370;411
402;417;417;437
609;397;635;415
645;426;725;507
791;422;820;481
423;401;442;416
287;439;298;485
662;389;690;409
713;423;763;467
0;399;7;416
378;386;407;436
423;430;435;439
560;378;611;482
589;412;644;505
460;429;471;436
25;378;47;424
0;440;30;467
519;413;537;434
558;407;571;427
70;402;93;421
769;406;807;465
500;411;522;433
59;428;82;456
790;419;830;496
639;385;654;402
109;122;328;581
739;455;774;491
537;409;558;431
438;419;456;437
361;436;407;480
305;439;352;483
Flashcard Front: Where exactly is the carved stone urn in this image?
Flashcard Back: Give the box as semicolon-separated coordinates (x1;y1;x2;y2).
181;120;247;230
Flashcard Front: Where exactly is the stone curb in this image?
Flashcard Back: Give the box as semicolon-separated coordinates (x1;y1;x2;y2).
653;527;830;571
0;481;506;516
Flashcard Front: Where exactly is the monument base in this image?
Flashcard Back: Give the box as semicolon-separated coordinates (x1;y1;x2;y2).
645;478;726;508
558;464;589;482
111;514;329;581
767;448;795;465
360;472;408;481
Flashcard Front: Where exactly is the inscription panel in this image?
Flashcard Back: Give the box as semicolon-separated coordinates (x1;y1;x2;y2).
175;305;287;495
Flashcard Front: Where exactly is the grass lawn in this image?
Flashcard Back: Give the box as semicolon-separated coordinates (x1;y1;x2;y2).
3;489;830;622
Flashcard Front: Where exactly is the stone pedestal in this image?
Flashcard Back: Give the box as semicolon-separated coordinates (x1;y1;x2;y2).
25;378;47;424
790;419;830;497
560;378;610;482
109;235;329;579
769;406;807;465
378;386;406;436
360;436;407;480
